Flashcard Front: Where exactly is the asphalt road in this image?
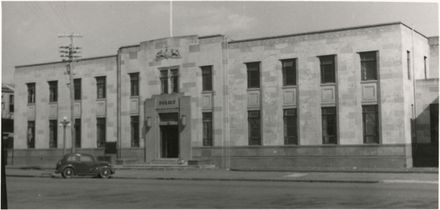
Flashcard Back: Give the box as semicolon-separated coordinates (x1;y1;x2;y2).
6;177;438;209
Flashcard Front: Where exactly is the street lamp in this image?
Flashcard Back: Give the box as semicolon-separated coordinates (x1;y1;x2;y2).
59;117;70;155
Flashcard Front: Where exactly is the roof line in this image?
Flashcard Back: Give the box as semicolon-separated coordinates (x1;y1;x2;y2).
228;22;427;44
119;34;224;50
16;55;116;69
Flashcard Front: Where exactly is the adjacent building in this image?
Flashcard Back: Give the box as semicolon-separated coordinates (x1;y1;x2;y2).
12;22;439;169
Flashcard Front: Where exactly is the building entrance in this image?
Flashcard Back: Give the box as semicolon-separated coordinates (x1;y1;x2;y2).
160;125;179;158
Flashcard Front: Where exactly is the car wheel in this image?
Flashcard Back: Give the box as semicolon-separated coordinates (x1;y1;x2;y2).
99;167;111;179
62;167;74;178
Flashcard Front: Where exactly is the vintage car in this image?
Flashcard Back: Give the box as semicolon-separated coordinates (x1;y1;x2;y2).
54;153;115;178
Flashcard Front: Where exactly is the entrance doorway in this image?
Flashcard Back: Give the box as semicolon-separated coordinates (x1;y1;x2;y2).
160;125;179;158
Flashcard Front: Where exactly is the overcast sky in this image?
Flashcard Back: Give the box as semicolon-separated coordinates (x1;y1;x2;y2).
2;1;438;84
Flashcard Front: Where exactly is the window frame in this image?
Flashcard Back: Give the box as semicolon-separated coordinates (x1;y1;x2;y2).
129;73;139;97
27;120;35;148
202;112;213;146
96;117;106;148
95;76;106;99
74;78;82;100
248;110;262;145
49;119;58;148
131;115;140;147
360;51;378;81
27;83;36;104
362;105;379;144
201;66;213;91
246;62;261;89
321;107;337;144
281;59;297;86
319;55;336;84
283;108;298;145
48;81;58;102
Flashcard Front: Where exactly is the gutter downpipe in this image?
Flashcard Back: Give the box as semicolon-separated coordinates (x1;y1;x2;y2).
116;49;122;162
410;26;417;168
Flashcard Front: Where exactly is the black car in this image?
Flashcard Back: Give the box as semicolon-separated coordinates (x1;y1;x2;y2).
55;153;115;178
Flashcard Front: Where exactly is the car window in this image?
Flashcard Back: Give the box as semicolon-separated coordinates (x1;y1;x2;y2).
80;155;94;162
67;155;79;162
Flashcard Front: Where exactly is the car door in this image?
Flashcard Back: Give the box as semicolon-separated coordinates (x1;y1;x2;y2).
77;154;95;175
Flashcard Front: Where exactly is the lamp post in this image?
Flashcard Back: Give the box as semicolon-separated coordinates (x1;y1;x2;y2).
59;117;70;155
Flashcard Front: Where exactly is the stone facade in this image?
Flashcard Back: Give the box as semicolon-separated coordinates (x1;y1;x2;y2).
12;22;438;169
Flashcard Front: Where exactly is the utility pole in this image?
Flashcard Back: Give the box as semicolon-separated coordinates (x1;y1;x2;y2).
58;33;82;153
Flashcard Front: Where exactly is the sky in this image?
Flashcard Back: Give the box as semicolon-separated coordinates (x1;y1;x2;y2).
2;1;439;84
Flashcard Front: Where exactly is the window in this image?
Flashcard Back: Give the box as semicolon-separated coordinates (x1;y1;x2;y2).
129;73;139;96
430;104;438;144
362;105;379;144
202;112;213;146
246;62;260;88
424;56;428;79
74;79;81;100
48;81;58;102
131;116;139;147
407;51;411;80
9;95;14;112
160;70;169;94
170;69;179;93
322;107;337;144
27;83;36;104
97;117;106;148
160;68;179;94
49;120;57;148
67;155;79;162
319;55;336;83
96;76;106;99
201;66;213;91
284;109;297;145
248;110;261;145
282;59;296;86
360;51;377;81
27;121;35;148
80;155;94;162
75;118;81;148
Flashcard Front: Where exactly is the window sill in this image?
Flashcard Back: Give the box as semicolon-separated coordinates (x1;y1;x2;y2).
130;96;140;99
320;83;336;86
96;98;106;102
360;80;378;84
74;100;81;103
48;101;58;104
282;85;297;89
247;88;260;91
27;103;35;106
201;90;215;94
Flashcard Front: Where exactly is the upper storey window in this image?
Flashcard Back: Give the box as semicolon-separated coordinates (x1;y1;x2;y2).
74;79;81;100
129;73;139;96
246;62;260;88
160;68;179;94
48;81;58;102
201;66;213;91
27;83;36;104
96;76;106;99
360;51;378;81
319;55;336;84
282;59;296;86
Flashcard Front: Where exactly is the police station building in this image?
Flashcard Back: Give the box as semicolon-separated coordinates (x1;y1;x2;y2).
12;22;439;170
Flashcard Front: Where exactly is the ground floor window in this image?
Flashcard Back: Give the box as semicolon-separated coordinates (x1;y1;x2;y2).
284;109;297;145
131;116;140;147
49;120;57;148
27;121;35;148
362;105;379;144
322;107;337;144
248;110;261;145
97;117;106;148
202;112;213;146
430;104;438;144
75;118;81;148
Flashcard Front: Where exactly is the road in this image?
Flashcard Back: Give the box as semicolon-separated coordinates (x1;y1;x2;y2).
6;177;438;209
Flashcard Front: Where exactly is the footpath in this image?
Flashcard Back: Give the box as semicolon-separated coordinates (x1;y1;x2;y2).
5;166;439;184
